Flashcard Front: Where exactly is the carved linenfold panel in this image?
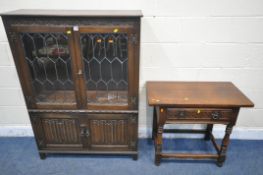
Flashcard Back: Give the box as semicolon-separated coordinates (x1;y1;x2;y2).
31;118;45;148
42;119;80;144
8;31;17;41
90;119;128;145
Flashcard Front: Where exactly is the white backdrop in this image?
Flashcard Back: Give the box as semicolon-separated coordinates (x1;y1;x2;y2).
0;0;263;138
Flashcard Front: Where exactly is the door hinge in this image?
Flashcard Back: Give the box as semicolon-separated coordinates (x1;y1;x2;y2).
80;127;90;137
130;96;137;105
130;141;136;147
129;116;137;123
25;95;35;104
130;34;137;45
8;31;17;42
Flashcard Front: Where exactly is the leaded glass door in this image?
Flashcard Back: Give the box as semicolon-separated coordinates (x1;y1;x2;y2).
12;26;79;109
75;26;138;110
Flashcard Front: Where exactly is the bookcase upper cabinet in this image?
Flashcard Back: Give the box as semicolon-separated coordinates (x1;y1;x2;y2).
1;10;142;159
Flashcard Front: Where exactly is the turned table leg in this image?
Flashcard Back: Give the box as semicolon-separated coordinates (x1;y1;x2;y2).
217;124;233;167
152;107;157;140
155;125;164;166
204;124;213;140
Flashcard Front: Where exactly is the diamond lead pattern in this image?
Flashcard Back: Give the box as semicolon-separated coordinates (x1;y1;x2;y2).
80;33;128;104
21;33;75;104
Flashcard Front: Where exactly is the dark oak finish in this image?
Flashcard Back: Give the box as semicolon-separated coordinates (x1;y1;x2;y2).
1;9;143;17
1;10;142;159
147;81;254;166
147;81;254;107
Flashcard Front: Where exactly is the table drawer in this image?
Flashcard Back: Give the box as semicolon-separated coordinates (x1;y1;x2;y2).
167;108;234;121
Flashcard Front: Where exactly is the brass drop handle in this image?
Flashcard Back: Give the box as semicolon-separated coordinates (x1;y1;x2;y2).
80;128;90;137
211;111;221;120
80;128;85;136
85;128;90;137
57;121;64;125
177;111;186;117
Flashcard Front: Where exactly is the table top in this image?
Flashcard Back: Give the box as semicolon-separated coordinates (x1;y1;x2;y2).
147;81;254;108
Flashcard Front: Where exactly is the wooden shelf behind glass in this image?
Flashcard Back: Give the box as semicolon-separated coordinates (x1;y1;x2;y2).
87;90;128;106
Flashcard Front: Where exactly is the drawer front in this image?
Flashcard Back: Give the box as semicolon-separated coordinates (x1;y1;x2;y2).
167;108;234;122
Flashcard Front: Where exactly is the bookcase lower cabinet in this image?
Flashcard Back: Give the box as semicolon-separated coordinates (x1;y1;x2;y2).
30;113;138;159
30;112;139;160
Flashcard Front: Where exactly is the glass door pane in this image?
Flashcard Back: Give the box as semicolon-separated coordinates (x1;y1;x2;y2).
20;32;76;105
80;33;128;106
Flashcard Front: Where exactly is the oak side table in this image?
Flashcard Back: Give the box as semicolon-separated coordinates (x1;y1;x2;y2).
147;81;254;167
